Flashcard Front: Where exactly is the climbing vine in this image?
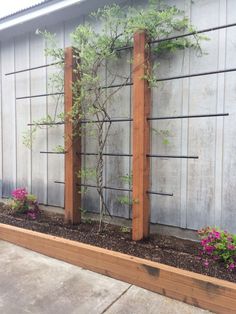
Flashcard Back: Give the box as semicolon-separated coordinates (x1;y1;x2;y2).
25;1;206;230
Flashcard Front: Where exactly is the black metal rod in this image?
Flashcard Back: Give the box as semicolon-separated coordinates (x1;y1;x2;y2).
5;61;63;76
80;117;132;124
27;122;65;126
79;153;198;159
150;22;236;45
16;92;64;100
112;22;236;52
78;152;132;157
101;82;133;89
147;190;173;196
147;154;198;159
87;82;133;92
115;45;133;52
148;113;229;121
40;151;66;154
37;113;228;126
156;68;236;82
78;183;131;192
55;181;172;196
77;183;97;189
27;113;229;126
104;186;132;192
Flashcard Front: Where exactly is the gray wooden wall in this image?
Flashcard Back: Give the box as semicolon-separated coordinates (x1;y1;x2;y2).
0;0;236;233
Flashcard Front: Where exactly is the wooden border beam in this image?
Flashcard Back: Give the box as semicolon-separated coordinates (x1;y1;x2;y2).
1;223;236;314
132;31;151;240
64;47;81;224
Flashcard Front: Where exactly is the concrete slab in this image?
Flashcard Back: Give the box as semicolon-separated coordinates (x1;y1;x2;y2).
0;241;211;314
0;241;130;314
105;285;212;314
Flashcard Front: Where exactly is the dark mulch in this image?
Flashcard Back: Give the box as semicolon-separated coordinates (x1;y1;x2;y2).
0;204;235;283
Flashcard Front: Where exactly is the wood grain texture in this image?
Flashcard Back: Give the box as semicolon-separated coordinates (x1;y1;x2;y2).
64;47;81;224
132;31;151;240
1;223;236;314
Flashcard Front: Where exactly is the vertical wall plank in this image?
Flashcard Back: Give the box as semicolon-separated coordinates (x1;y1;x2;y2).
0;42;2;197
64;47;81;224
30;32;47;204
46;23;65;207
214;0;227;226
1;41;16;197
132;31;151;240
14;34;31;191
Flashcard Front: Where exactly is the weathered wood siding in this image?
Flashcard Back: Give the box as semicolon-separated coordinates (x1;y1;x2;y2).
0;0;236;233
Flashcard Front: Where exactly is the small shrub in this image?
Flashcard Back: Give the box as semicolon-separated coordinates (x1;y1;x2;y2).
120;226;131;233
9;188;40;220
198;227;236;271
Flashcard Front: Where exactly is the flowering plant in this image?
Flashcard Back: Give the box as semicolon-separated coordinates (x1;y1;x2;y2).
198;227;236;271
9;188;40;220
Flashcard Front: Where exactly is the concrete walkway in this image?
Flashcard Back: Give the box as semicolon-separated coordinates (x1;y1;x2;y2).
0;241;211;314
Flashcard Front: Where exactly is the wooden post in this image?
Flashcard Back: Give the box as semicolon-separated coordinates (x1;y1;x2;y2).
64;47;81;224
132;31;151;241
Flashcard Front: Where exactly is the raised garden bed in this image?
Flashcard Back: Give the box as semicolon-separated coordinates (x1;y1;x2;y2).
1;210;236;313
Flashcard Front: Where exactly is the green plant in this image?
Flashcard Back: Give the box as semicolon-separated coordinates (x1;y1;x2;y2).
8;188;40;220
120;226;131;233
198;227;236;271
117;195;132;206
27;1;205;230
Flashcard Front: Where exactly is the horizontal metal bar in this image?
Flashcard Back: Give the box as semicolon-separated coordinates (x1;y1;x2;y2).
18;82;132;100
101;82;133;89
150;22;236;45
104;186;132;192
80;117;133;124
156;68;236;82
78;183;132;192
79;153;198;159
38;202;64;209
54;181;172;196
148;113;229;121
40;151;66;154
16;92;64;100
147;190;173;196
78;152;132;157
29;113;229;126
87;82;133;92
112;22;236;52
147;154;198;159
28;113;229;125
27;122;65;126
5;61;63;76
115;45;133;52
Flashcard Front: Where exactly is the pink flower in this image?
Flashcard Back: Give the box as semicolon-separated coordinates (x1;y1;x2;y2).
229;263;235;271
204;260;209;268
201;238;211;246
214;231;221;239
204;245;214;254
227;244;235;251
27;212;36;220
12;188;28;201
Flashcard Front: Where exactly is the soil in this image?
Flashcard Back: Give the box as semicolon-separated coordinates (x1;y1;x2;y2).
0;204;235;283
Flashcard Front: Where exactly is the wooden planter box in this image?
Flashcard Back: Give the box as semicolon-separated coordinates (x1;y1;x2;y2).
0;223;236;313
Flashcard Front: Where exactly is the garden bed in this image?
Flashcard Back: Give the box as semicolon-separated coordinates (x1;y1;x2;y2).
0;208;235;284
1;216;236;313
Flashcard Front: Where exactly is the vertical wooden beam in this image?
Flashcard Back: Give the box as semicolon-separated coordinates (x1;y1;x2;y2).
64;47;81;224
132;31;151;241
